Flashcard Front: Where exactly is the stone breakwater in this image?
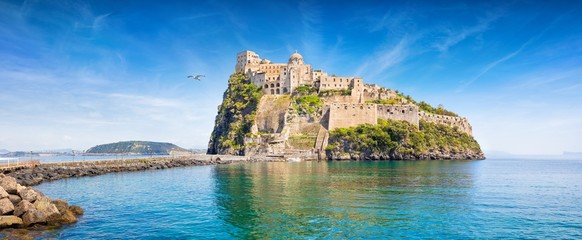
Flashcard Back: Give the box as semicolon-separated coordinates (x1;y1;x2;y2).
3;155;283;187
0;174;83;229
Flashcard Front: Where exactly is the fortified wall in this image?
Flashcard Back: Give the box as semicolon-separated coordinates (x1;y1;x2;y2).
418;112;472;135
328;103;421;130
376;104;419;126
328;103;377;130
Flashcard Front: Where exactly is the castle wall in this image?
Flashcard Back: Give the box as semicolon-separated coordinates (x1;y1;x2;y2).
376;104;419;126
328;103;377;130
418;112;473;135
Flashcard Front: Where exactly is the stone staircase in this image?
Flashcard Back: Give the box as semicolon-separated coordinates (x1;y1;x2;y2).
314;127;329;154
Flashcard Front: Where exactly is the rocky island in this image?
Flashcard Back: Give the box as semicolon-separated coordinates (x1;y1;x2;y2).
208;50;484;160
86;141;189;155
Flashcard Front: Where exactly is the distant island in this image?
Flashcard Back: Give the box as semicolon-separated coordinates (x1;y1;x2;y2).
86;141;189;155
207;50;484;160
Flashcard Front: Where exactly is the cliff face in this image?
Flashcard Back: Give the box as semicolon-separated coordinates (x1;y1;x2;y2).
207;73;263;155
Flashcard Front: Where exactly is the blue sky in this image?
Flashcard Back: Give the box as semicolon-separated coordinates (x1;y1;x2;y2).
0;0;580;154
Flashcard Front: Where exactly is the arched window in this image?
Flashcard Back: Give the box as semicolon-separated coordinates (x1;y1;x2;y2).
270;89;274;94
283;87;288;93
265;84;268;88
276;83;280;87
271;84;275;88
276;89;280;94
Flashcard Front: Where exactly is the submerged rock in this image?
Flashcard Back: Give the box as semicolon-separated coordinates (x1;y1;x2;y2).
69;206;84;216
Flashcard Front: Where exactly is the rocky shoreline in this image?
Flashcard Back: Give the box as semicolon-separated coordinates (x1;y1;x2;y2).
326;149;485;160
0;174;83;229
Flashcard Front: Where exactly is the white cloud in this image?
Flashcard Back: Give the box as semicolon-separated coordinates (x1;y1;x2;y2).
354;37;410;79
434;13;501;52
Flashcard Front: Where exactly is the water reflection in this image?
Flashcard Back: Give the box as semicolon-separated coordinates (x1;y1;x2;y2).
214;160;477;238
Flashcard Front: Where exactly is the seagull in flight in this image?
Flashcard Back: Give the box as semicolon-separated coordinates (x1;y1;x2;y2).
187;75;205;81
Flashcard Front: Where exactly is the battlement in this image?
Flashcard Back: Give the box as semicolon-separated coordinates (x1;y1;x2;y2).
418;111;472;135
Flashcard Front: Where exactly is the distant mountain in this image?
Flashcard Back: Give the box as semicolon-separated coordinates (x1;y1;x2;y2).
86;141;188;155
0;149;9;154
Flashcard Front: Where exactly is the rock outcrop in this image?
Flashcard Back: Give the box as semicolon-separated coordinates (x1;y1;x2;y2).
0;174;82;229
325;119;485;160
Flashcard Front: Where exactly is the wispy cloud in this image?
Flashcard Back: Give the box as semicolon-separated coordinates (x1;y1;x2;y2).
354;36;410;79
368;8;416;35
173;12;220;22
457;23;553;92
434;12;501;52
297;0;323;62
74;12;111;31
108;93;182;108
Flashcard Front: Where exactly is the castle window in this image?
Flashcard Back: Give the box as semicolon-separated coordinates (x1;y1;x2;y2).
344;106;348;110
271;84;275;88
270;89;274;94
360;106;363;110
276;83;280;87
276;89;280;94
265;84;268;88
283;87;288;93
402;110;405;113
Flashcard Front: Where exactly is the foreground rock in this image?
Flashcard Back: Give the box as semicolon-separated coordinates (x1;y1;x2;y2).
0;174;82;229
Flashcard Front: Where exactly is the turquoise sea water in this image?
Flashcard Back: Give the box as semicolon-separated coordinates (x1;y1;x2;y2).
6;159;582;239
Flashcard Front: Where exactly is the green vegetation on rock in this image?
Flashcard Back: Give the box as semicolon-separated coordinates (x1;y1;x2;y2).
86;141;186;155
318;89;351;96
292;85;322;115
326;119;483;160
366;97;404;105
417;101;459;117
287;134;317;149
293;95;322;115
207;72;263;155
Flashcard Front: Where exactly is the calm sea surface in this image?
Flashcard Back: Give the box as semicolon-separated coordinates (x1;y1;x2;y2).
5;159;582;239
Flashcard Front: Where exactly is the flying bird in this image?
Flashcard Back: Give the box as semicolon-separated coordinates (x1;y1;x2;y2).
187;75;205;81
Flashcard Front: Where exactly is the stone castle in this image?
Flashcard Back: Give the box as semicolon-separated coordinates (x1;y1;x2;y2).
236;50;473;156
